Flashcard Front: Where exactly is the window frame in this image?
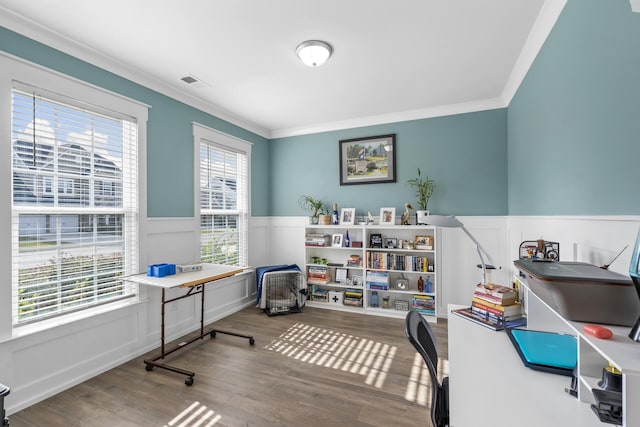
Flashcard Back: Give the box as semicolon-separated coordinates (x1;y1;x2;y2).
193;123;251;267
0;52;148;336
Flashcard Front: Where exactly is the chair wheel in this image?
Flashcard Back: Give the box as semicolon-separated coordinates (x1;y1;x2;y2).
249;337;255;345
145;364;153;371
185;377;194;386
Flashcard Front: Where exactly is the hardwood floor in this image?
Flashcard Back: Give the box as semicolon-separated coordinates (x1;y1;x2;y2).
10;307;448;427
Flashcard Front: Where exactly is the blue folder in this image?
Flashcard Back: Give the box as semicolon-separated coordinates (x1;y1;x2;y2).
506;328;577;376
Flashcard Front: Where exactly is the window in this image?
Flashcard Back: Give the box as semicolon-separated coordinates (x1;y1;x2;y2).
195;124;250;267
10;80;143;326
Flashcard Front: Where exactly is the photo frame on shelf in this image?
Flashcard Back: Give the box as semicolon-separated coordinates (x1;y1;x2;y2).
369;233;383;248
340;208;356;225
352;274;363;287
379;207;395;225
335;268;347;283
385;238;397;249
415;235;433;250
332;234;343;247
339;134;396;185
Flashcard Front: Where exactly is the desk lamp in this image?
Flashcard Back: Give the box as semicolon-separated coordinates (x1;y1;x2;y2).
628;228;640;342
426;215;500;284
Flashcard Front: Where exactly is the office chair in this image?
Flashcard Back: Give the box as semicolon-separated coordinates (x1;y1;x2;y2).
405;309;449;427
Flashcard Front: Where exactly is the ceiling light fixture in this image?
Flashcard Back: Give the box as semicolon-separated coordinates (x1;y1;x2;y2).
296;40;333;67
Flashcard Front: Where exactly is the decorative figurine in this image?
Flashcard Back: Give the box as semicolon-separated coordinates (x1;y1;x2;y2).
401;203;414;225
367;211;374;225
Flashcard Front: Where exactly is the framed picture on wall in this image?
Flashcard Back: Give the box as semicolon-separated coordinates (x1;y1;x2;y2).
339;134;396;185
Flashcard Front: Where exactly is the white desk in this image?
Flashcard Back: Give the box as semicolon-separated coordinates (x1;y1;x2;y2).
449;274;640;427
448;305;601;427
126;264;254;386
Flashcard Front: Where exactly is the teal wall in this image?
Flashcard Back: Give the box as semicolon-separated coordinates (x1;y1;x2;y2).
270;109;508;217
0;27;270;217
5;0;640;219
508;0;640;215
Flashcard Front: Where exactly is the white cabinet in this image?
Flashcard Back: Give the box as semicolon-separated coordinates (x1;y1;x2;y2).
304;224;440;321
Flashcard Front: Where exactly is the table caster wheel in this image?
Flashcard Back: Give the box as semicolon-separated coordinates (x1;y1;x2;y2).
210;331;216;338
249;337;255;345
185;377;194;386
145;364;153;371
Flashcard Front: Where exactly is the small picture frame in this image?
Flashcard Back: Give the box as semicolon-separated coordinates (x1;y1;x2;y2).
340;208;356;225
369;233;383;248
385;238;397;249
415;235;433;250
335;268;348;283
332;234;343;247
379;207;395;225
352;274;363;287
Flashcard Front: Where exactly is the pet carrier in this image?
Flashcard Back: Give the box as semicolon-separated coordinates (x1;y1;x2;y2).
259;270;306;316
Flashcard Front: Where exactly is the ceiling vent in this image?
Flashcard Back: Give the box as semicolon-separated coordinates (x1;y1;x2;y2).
180;75;211;88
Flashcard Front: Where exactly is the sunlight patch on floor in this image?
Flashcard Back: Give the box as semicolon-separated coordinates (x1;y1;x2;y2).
165;401;222;427
264;322;396;388
404;352;449;406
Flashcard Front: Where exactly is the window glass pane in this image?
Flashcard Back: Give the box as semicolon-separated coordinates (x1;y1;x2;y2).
199;137;248;267
11;87;137;325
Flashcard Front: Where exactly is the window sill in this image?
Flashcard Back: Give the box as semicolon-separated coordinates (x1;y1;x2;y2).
8;297;148;341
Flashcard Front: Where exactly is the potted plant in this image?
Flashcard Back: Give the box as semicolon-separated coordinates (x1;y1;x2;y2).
298;195;327;224
407;168;435;224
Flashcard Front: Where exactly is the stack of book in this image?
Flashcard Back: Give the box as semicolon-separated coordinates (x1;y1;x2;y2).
344;288;363;307
347;254;362;267
311;288;329;302
305;234;331;247
366;271;389;290
452;283;526;330
307;266;330;285
412;294;435;315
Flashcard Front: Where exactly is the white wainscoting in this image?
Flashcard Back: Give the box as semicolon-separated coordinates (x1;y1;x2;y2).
3;215;638;415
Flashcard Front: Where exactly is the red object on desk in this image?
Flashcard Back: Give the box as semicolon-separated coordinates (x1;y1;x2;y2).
583;324;613;339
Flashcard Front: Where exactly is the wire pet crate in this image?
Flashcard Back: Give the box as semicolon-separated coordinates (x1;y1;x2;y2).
261;271;306;316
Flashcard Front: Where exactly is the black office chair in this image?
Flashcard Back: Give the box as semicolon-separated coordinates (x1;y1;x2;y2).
405;309;449;427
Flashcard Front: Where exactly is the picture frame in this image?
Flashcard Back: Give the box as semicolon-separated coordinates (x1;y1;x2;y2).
415;235;433;250
352;274;363;287
369;233;383;248
379;207;396;225
335;268;348;283
385;238;397;249
332;234;343;247
339;134;396;185
340;208;356;225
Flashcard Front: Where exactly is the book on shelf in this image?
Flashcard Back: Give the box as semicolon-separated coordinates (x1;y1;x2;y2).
473;290;516;306
451;307;527;331
471;303;522;321
346;254;362;267
366;270;389;290
474;283;517;305
305;234;331;246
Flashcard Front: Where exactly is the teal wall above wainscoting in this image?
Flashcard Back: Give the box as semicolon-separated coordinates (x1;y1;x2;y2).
0;26;270;218
269;109;508;218
3;0;640;219
508;0;640;215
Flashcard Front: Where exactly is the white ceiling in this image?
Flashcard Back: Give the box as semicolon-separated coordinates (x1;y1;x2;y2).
0;0;567;138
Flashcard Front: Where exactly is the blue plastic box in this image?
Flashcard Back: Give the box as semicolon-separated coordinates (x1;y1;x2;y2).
147;263;176;277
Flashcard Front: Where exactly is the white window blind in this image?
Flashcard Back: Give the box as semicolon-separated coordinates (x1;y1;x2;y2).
199;137;249;267
11;85;138;325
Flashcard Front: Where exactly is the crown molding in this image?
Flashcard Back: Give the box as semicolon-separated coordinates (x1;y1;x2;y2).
0;6;270;139
500;0;567;106
269;97;507;139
